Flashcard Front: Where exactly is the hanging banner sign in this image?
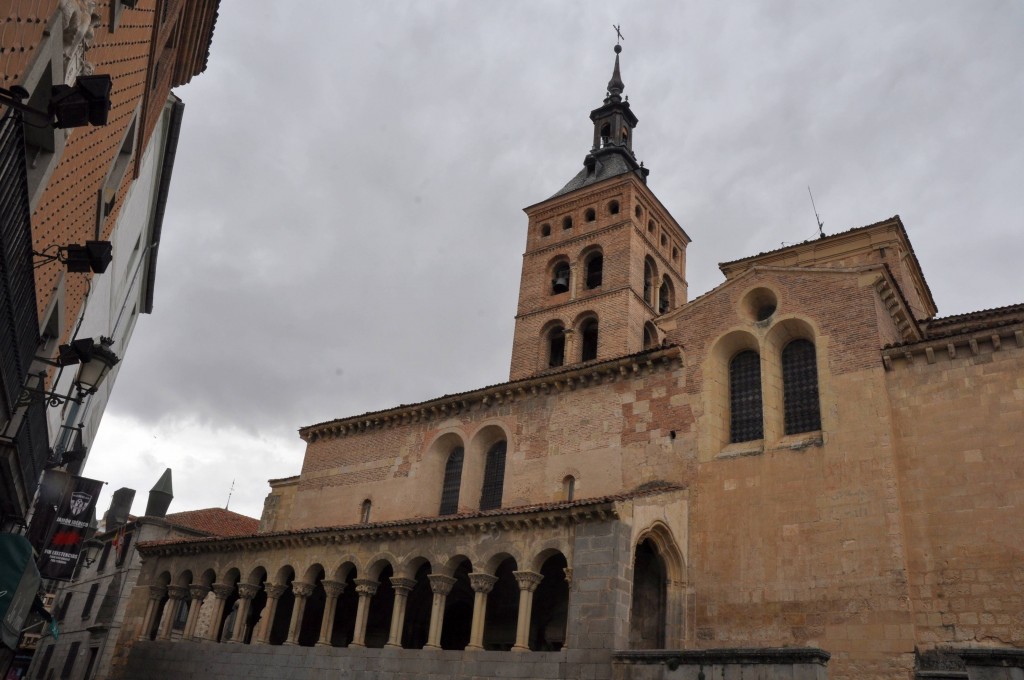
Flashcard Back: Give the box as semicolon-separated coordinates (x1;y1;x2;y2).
37;475;104;581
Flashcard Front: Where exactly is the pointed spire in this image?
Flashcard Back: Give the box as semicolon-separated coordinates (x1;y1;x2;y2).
145;468;174;518
605;44;625;104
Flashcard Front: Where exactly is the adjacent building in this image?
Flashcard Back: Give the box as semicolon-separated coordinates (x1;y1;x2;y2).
106;44;1024;680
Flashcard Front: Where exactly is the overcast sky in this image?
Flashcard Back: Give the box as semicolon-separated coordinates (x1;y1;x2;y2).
87;1;1024;521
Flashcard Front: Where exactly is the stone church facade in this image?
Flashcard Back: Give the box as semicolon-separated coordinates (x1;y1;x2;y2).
110;45;1023;680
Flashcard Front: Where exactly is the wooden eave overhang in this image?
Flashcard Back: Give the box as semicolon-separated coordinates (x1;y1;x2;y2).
136;485;686;558
298;345;683;442
171;0;220;86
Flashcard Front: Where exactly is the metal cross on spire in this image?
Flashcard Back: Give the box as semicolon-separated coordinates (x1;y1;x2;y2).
613;24;624;45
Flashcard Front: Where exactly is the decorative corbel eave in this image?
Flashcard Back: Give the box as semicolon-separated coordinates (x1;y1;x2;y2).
881;321;1024;371
299;346;683;442
873;270;922;344
135;496;641;559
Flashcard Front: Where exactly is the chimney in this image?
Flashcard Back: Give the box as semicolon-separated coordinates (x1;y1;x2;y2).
104;487;136;532
146;468;173;518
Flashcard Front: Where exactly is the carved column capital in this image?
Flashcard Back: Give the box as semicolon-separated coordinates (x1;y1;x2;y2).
427;574;457;596
354;578;379;597
389;577;417;595
562;567;574;587
188;585;210;602
292;582;314;599
166;585;189;601
264;583;288;599
212;583;234;600
468;572;498;593
513;570;543;592
237;583;260;600
322;580;346;598
147;585;166;601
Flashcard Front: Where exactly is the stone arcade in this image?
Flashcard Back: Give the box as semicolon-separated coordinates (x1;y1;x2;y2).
110;45;1023;680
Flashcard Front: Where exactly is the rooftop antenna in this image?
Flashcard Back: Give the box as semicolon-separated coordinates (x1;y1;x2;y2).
807;186;826;238
225;478;234;510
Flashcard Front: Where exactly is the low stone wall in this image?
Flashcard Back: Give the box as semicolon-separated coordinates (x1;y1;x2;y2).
118;641;611;680
612;648;831;680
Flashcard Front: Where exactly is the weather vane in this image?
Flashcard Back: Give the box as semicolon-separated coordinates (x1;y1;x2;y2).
613;24;624;45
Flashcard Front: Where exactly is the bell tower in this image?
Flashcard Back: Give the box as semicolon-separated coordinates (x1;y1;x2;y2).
509;44;690;381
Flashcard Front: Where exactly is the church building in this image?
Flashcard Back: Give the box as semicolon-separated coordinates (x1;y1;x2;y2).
110;44;1023;680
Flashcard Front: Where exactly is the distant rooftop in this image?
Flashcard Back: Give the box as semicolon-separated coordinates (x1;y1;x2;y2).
165;507;259;537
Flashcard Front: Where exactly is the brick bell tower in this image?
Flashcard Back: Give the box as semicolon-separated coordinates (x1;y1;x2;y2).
509;43;690;381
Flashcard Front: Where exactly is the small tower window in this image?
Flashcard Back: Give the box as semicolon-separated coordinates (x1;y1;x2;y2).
551;262;570;295
600;123;611;147
563;476;576;501
585;253;603;289
580;318;599;362
672;246;679;261
660;233;668;247
439;447;464;516
360;499;372;524
562;216;573;230
608;200;620;215
480;441;507;510
541;223;551;237
548;326;566;367
585;208;596;222
730;351;763;443
643;323;658;350
648;220;655;233
644;257;656;305
658;277;673;314
635;205;642;218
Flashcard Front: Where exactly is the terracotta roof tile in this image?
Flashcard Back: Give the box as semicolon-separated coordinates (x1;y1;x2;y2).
164;508;259;537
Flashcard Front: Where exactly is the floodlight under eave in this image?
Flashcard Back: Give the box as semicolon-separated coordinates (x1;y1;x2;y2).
50;75;113;129
73;344;120;395
63;241;113;274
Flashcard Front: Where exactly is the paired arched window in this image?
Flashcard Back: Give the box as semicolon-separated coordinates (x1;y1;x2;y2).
729;350;763;443
782;339;821;434
585;253;603;289
547;325;566;368
551;261;569;295
480;441;507;510
439;447;464;515
580;318;599;362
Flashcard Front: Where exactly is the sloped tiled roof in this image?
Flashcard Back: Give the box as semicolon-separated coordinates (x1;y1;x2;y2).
165;508;259;537
550;151;643;199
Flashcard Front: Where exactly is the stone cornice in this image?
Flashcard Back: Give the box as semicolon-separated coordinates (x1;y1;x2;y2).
872;266;922;343
613;648;831;667
298;345;683;442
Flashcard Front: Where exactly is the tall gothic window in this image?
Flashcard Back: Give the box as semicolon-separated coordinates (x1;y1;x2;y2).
479;441;507;510
729;350;763;442
782;339;821;434
439;447;464;515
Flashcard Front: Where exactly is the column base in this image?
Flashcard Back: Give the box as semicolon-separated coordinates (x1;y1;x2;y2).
423;643;441;650
349;642;365;648
385;642;402;648
512;644;530;652
465;643;483;651
315;641;333;647
283;640;299;646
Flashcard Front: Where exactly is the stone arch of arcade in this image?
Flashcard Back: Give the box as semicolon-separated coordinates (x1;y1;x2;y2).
138;545;573;654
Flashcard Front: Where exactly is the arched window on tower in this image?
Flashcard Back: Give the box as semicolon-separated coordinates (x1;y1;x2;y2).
547;325;566;368
729;350;763;442
643;322;658;350
563;475;575;501
360;499;372;524
479;441;507;510
580;318;599;362
644;257;656;305
658;277;673;314
782;339;821;434
585;208;596;222
600;123;611;147
551;262;570;295
439;447;464;515
585;253;603;289
608;200;620;215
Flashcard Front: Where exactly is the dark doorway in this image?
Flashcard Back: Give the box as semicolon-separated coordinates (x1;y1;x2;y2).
629;539;666;649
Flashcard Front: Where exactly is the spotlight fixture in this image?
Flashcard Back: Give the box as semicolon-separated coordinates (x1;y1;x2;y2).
0;75;113;129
